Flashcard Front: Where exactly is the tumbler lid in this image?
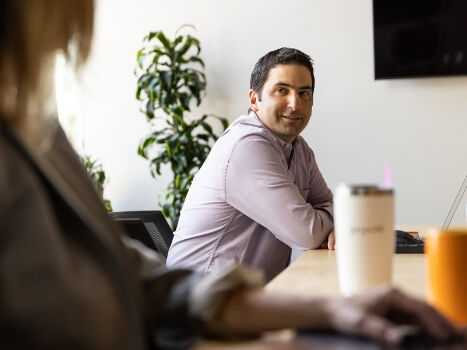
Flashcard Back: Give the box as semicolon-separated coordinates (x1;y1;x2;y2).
336;184;393;196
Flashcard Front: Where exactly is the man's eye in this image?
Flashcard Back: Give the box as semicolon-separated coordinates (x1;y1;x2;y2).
300;91;310;96
276;87;286;93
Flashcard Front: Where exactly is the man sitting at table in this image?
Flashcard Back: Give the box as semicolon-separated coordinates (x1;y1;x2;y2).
167;47;334;281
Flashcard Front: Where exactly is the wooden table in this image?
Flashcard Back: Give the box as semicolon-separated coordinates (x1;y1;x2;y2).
192;226;431;349
264;249;427;299
265;224;431;299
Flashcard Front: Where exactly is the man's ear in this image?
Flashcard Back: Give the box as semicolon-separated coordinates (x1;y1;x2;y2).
248;89;259;112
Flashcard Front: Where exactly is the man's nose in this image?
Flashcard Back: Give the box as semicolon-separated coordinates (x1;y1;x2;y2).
287;92;300;110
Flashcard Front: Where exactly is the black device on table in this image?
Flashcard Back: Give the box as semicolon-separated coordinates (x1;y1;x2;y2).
395;230;425;254
297;327;465;350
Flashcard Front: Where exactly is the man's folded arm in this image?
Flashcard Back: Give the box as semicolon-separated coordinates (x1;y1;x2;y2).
225;136;333;250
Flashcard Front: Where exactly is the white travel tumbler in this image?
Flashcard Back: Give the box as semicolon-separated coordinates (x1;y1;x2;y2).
334;184;394;296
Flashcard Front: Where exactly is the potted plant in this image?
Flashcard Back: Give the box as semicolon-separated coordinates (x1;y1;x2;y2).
80;154;113;212
135;25;228;230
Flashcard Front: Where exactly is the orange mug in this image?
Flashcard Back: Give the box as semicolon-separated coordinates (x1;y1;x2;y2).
425;228;467;325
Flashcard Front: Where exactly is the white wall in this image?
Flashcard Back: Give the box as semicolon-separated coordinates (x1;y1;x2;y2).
79;0;467;227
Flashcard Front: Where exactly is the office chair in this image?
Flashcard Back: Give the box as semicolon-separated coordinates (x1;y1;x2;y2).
110;210;173;260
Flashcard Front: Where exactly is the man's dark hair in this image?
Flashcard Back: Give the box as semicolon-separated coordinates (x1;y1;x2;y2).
250;47;315;101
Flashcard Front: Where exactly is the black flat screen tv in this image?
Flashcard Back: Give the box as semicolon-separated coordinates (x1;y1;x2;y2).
373;0;467;80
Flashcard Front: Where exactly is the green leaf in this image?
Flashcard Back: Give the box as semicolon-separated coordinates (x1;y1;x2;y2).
178;92;190;111
199;120;213;133
155;31;171;50
147;31;160;41
189;56;205;68
173;35;184;46
160;70;173;91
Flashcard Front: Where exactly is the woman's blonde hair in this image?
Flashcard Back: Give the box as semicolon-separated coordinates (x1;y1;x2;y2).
0;0;94;141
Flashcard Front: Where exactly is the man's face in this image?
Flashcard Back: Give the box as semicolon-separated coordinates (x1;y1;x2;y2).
249;64;313;143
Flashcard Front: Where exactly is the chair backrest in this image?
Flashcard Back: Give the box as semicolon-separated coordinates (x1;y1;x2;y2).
114;218;160;252
110;211;173;260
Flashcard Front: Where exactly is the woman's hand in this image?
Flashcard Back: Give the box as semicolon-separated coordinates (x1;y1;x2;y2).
325;285;466;346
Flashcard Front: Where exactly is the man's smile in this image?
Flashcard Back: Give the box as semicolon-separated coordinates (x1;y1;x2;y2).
281;113;303;121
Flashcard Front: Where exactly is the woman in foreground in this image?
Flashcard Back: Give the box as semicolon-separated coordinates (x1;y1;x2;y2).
0;0;464;349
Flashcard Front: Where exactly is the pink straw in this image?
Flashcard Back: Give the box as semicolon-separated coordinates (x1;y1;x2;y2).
383;163;392;188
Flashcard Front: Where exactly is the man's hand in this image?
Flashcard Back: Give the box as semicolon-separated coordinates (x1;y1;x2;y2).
320;229;335;250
